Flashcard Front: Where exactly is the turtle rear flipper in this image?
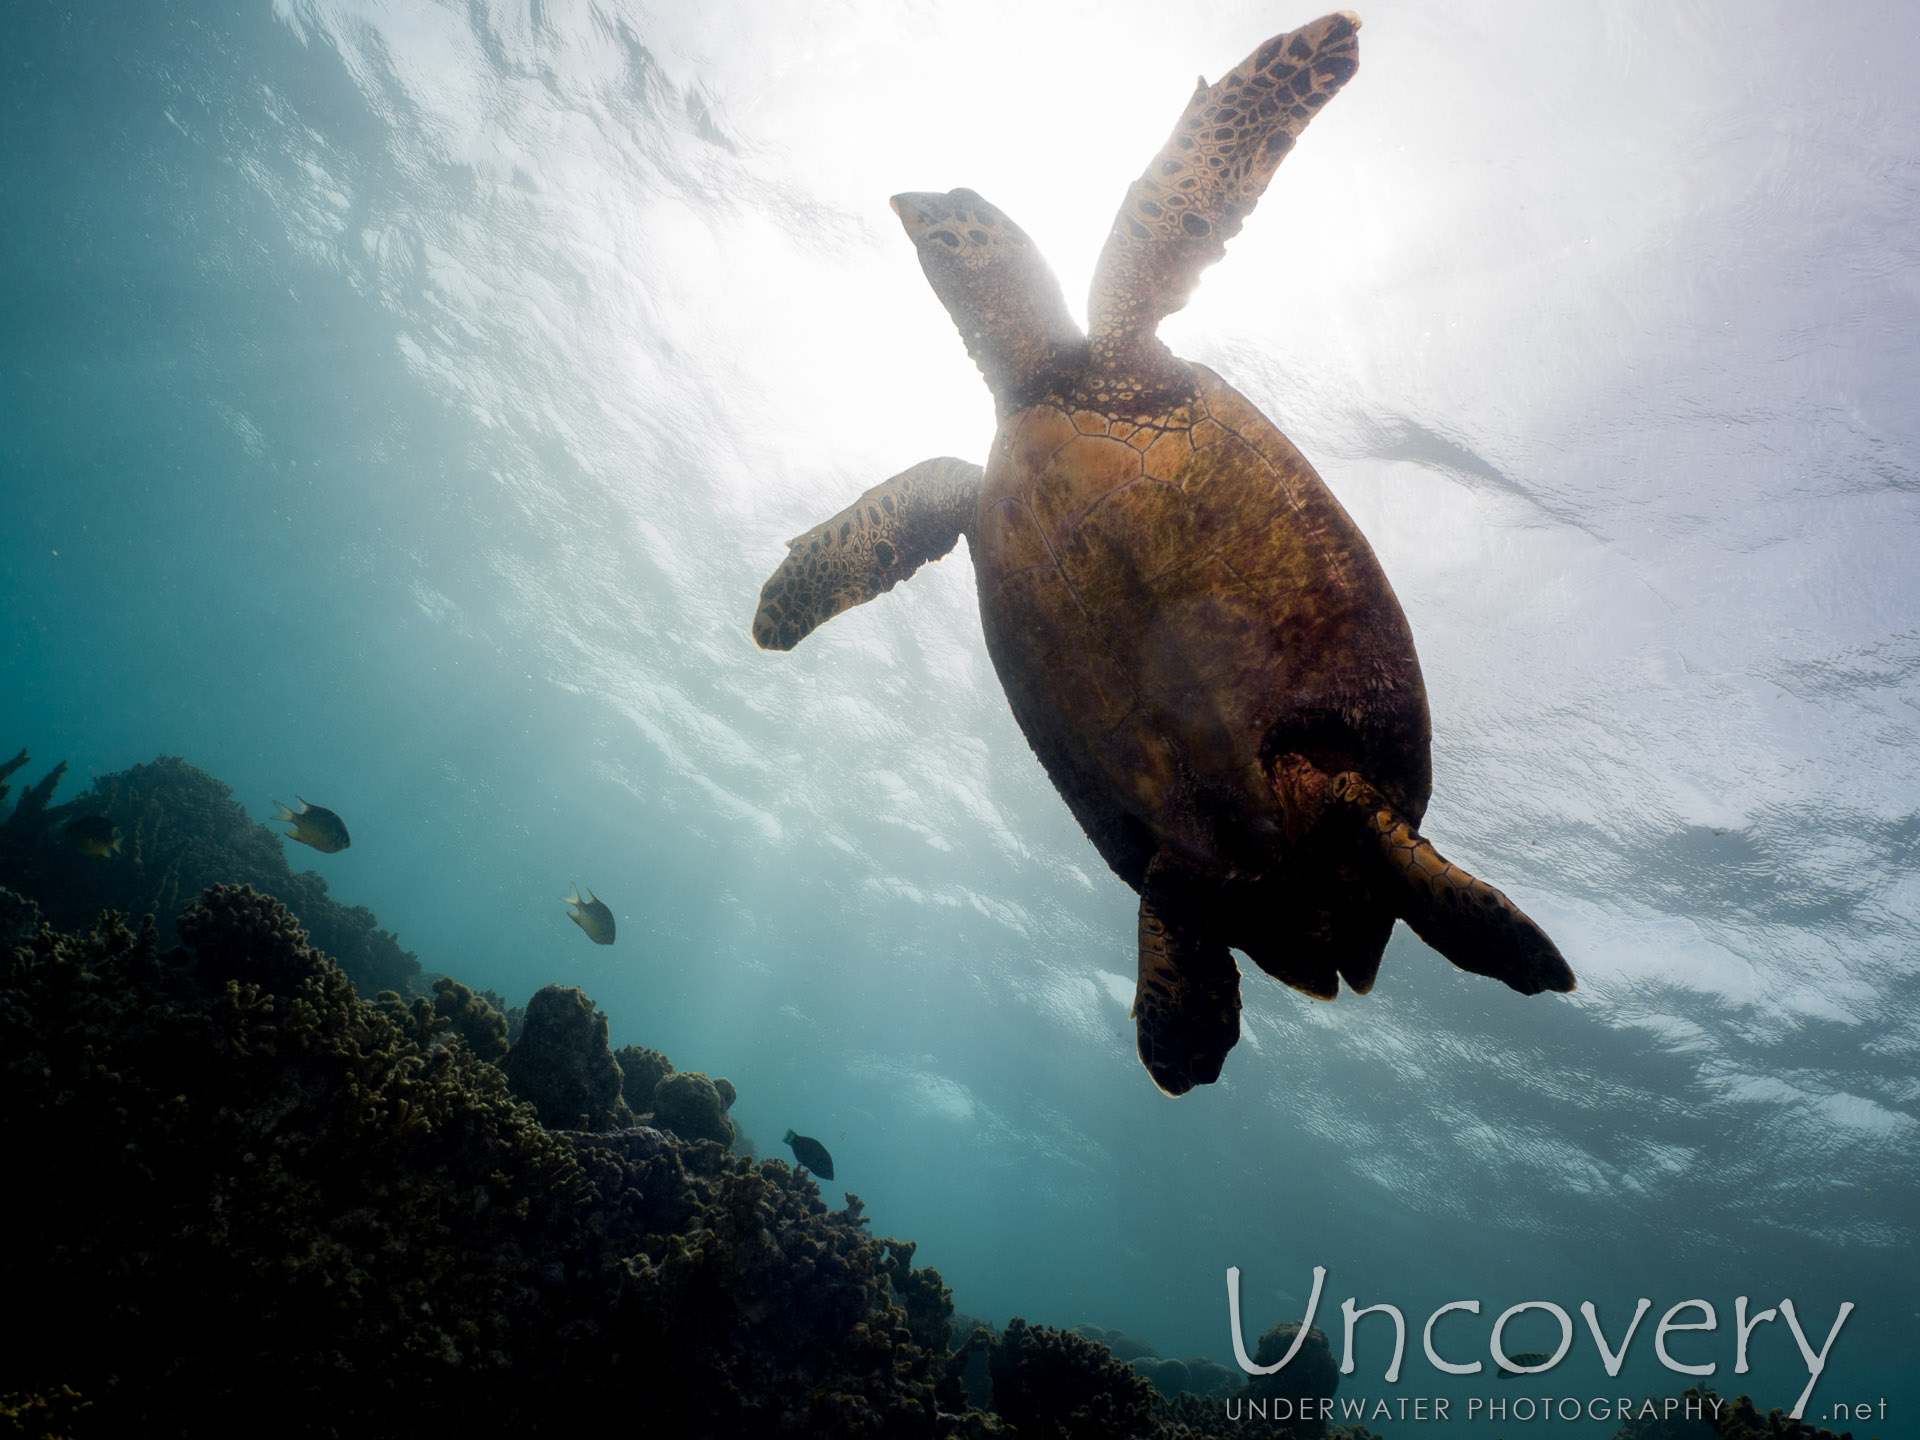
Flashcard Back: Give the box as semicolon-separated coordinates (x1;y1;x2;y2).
1087;12;1361;396
1133;851;1243;1096
1233;867;1393;999
1331;772;1576;996
752;456;982;651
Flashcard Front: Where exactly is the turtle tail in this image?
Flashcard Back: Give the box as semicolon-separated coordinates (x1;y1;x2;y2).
1330;773;1576;996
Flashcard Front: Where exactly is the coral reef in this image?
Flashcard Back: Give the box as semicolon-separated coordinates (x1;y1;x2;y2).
0;869;1414;1440
0;748;1428;1440
604;1046;742;1150
988;1318;1159;1440
882;1239;955;1358
0;886;41;954
0;1384;89;1440
615;1042;673;1111
948;1315;998;1413
0;887;981;1438
1;887;585;1434
0;749;419;995
499;983;633;1131
1063;1326;1238;1402
1242;1322;1340;1435
429;975;510;1062
481;986;526;1044
649;1068;735;1145
1072;1324;1157;1362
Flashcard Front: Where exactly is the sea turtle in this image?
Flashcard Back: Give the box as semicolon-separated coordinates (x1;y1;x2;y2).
751;11;1574;1096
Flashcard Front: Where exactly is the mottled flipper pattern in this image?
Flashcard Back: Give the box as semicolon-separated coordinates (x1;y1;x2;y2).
1087;11;1361;402
1133;851;1243;1097
752;457;983;651
1332;772;1576;996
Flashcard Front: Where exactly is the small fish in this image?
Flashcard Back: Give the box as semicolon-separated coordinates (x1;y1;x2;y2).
782;1128;835;1180
273;797;351;853
1497;1351;1557;1376
565;886;616;945
67;815;122;858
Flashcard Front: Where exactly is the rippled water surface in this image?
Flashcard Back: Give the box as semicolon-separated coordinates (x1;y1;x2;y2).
4;1;1916;1429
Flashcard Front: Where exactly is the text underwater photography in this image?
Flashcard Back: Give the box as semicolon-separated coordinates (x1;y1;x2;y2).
1217;1267;1884;1428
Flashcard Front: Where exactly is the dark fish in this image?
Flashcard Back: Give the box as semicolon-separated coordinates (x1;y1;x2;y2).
67;815;121;858
565;886;616;945
1498;1351;1558;1375
274;797;350;853
782;1128;834;1180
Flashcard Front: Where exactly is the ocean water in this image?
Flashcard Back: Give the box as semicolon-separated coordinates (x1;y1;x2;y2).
4;1;1916;1432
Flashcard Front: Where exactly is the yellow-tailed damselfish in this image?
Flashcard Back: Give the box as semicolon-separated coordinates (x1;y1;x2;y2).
565;886;616;945
273;797;350;853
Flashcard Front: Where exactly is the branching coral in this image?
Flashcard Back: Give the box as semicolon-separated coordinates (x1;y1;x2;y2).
880;1238;955;1359
0;887;41;955
987;1319;1159;1440
430;975;510;1062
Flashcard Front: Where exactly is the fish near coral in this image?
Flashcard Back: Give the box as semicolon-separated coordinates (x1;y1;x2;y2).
273;797;350;853
66;815;121;858
782;1129;834;1180
751;11;1574;1099
565;886;616;945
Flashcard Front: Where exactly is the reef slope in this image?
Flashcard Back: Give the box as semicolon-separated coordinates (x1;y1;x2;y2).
0;885;958;1437
0;749;418;994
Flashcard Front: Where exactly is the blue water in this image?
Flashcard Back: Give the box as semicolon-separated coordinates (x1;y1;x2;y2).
5;2;1917;1432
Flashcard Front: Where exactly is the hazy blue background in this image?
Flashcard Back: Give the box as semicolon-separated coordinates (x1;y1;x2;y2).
4;1;1915;1430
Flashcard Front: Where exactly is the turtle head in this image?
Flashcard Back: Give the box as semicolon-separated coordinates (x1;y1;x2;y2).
890;188;1084;412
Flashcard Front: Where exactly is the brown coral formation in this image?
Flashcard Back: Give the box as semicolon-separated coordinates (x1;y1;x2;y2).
0;886;976;1437
1068;1326;1239;1402
0;870;1455;1440
987;1318;1159;1440
615;1042;673;1111
649;1068;734;1145
3;747;1449;1440
430;975;510;1061
499;982;634;1131
1242;1321;1340;1435
0;749;419;994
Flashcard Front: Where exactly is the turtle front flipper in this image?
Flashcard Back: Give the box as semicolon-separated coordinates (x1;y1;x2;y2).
1330;772;1577;996
1133;850;1243;1096
1087;12;1361;398
752;456;983;651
